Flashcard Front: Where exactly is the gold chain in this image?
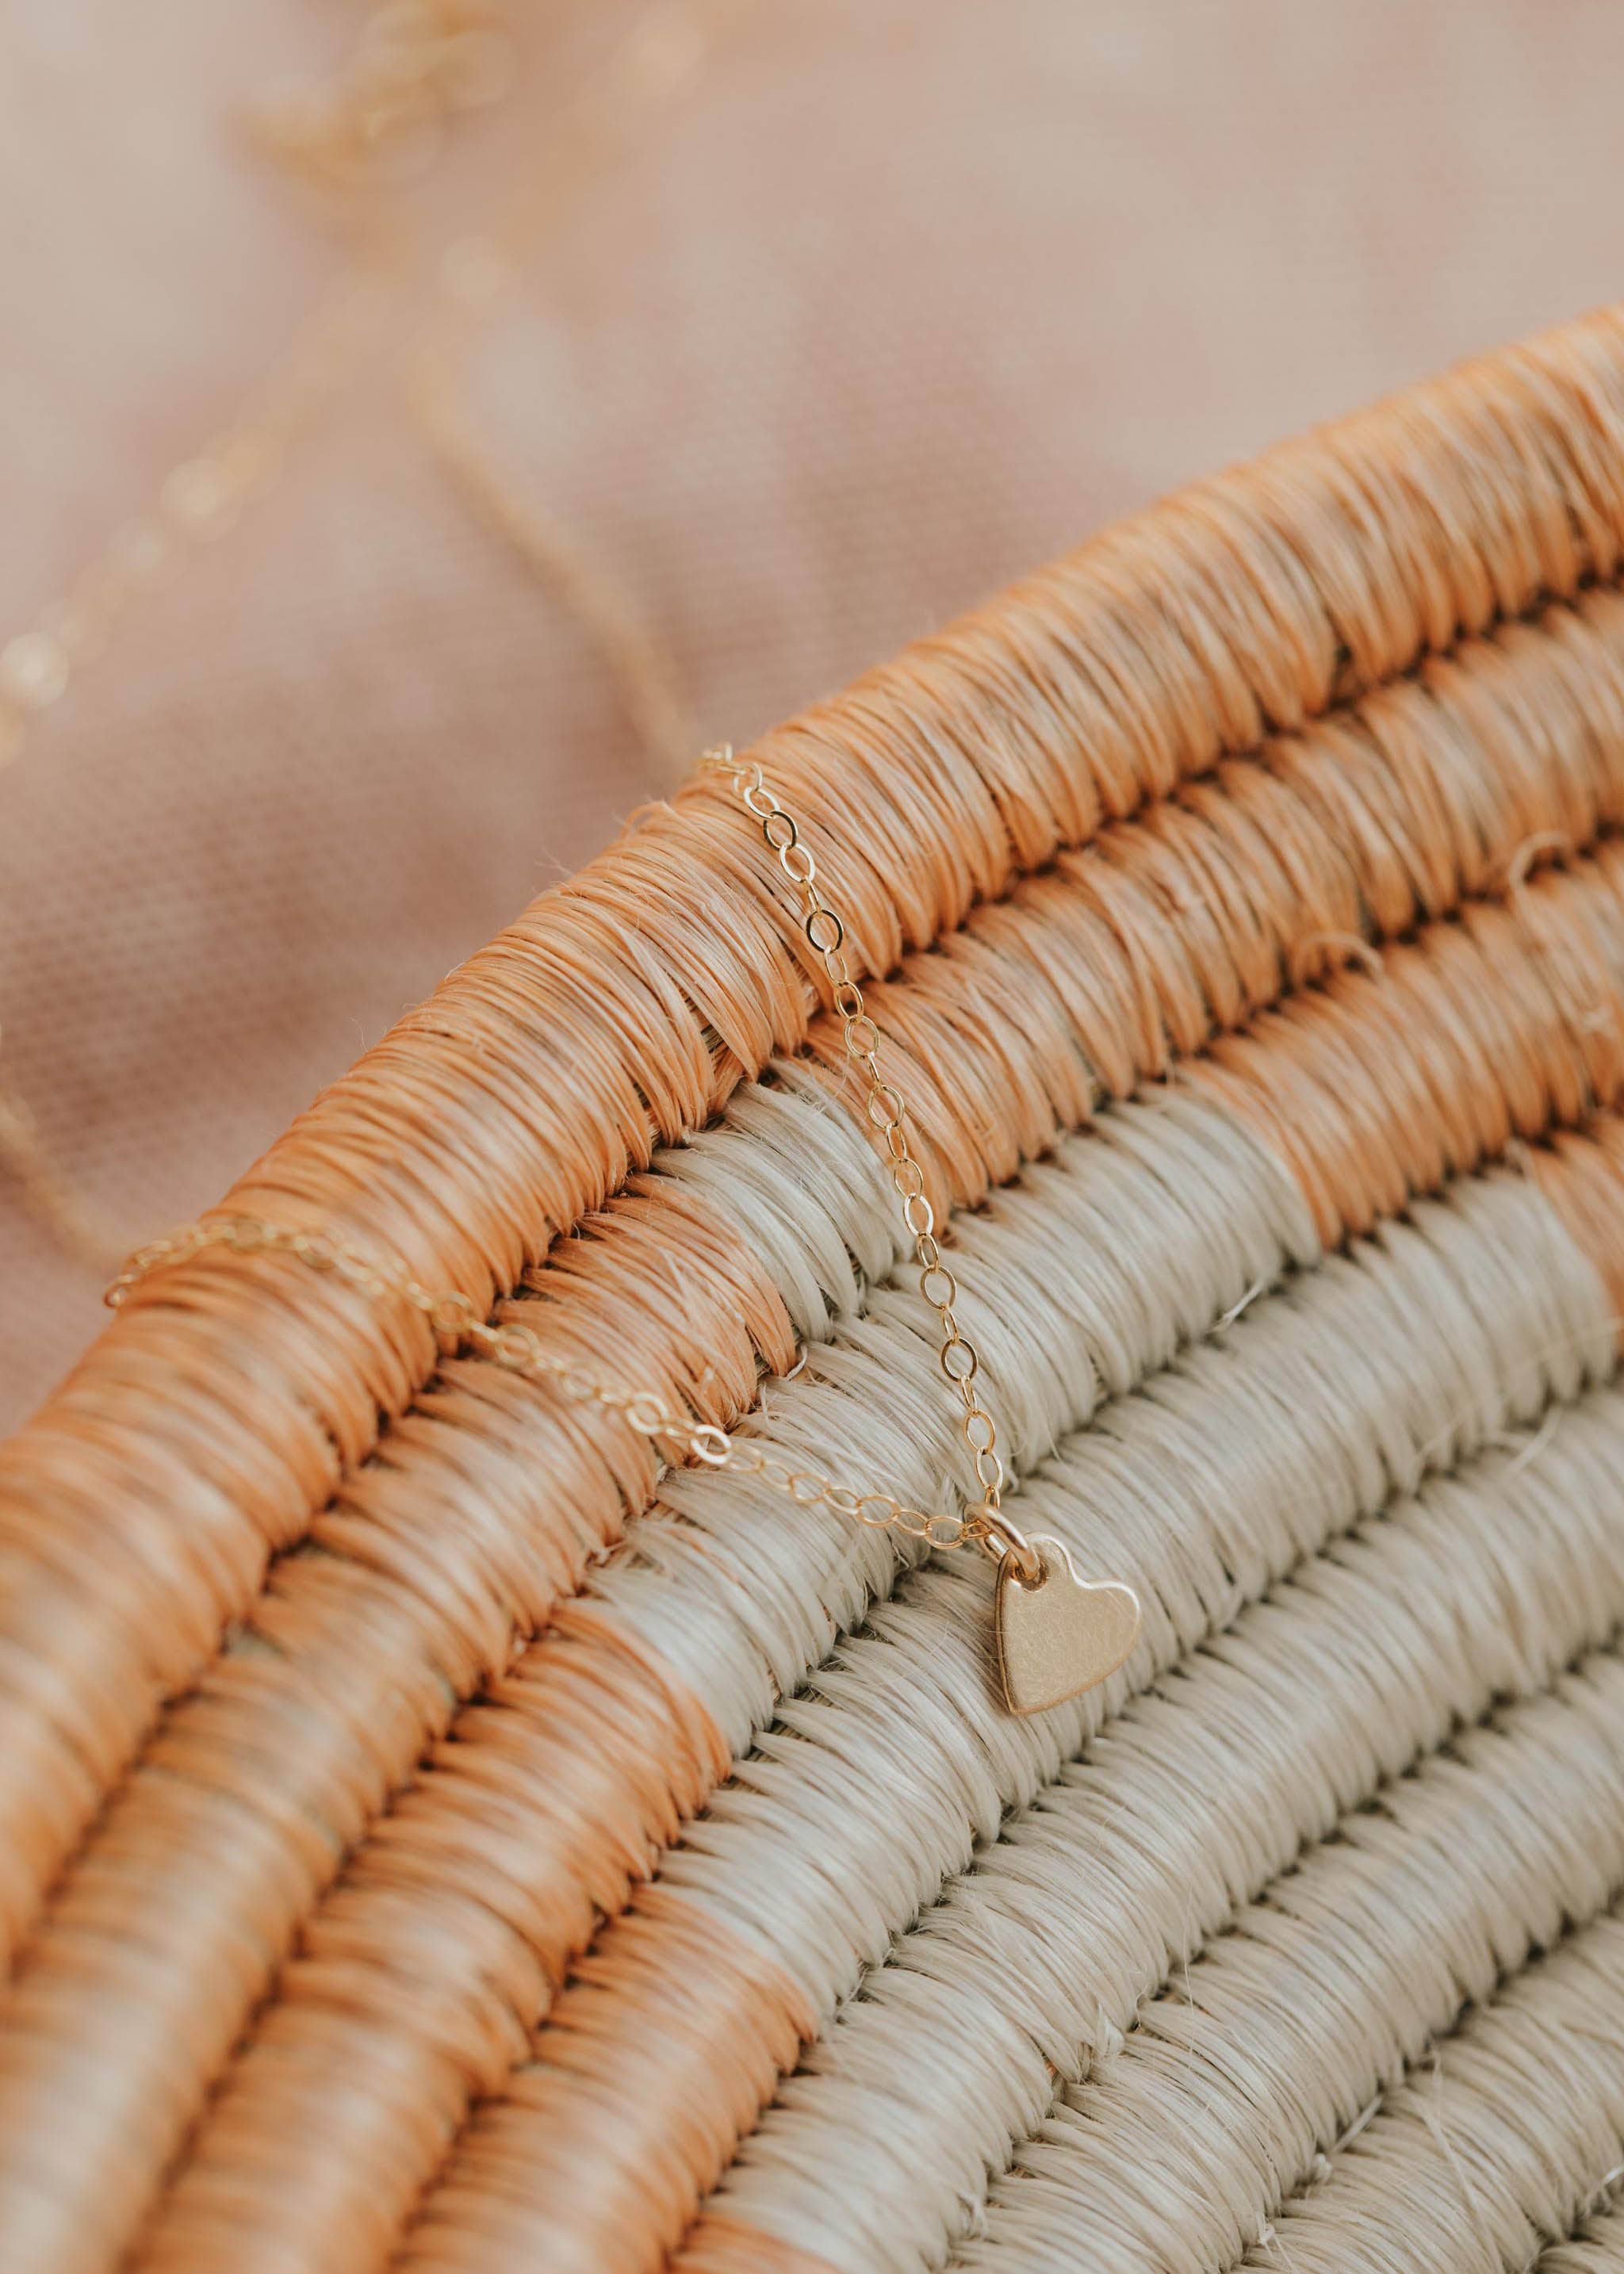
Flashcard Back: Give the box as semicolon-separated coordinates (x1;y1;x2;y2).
0;274;388;777
106;748;1036;1577
3;0;735;1273
696;746;1022;1565
0;2;509;1267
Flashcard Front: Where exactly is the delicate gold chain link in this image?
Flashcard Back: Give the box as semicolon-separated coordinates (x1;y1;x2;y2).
105;1212;975;1552
106;749;1033;1572
695;745;1021;1564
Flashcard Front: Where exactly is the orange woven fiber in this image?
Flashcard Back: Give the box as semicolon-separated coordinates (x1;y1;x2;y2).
2;309;1624;2274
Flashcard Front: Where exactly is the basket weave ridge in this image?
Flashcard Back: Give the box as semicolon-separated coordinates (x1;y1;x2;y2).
6;308;1624;2273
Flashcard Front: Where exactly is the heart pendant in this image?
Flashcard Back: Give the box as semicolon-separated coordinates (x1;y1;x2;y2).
994;1534;1143;1715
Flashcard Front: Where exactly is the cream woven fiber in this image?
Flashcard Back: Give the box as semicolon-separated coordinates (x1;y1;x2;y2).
8;312;1624;2274
635;1110;1624;2274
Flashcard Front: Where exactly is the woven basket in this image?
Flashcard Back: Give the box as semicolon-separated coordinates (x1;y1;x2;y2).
6;307;1624;2274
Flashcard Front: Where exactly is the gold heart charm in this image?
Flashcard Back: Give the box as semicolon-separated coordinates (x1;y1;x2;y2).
994;1534;1143;1715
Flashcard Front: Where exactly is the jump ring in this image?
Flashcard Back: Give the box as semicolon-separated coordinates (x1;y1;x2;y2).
963;1408;996;1454
920;1262;956;1309
833;981;866;1021
491;1323;541;1369
806;905;844;955
975;1502;1041;1584
940;1336;978;1386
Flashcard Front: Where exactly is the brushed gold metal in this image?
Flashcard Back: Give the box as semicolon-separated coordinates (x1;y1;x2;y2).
995;1533;1143;1715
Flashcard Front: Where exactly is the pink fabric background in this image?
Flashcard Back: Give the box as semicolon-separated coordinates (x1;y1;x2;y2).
4;0;1624;1433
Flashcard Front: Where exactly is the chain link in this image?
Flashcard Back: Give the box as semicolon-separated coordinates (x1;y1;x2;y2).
696;745;1022;1565
106;748;1033;1574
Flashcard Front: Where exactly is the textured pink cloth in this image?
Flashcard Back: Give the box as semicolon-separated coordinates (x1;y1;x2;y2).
5;0;1624;1431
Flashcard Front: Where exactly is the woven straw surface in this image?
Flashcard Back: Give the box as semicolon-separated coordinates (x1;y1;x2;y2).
6;308;1624;2274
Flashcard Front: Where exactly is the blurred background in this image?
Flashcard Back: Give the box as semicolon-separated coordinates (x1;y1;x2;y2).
3;0;1622;1433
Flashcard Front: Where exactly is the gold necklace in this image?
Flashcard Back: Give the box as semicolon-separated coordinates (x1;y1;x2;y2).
0;4;510;1269
108;747;1143;1715
401;0;753;776
2;1;729;1270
